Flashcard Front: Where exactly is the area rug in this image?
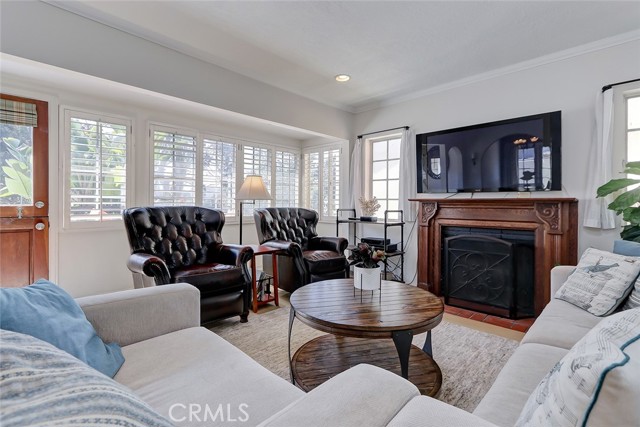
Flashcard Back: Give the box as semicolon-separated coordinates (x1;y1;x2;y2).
209;297;518;412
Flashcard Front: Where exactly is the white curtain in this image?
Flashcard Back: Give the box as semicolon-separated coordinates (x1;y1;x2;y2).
583;89;616;229
398;128;417;221
349;137;364;216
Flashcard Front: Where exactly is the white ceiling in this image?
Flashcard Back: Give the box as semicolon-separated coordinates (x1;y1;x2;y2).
48;1;640;112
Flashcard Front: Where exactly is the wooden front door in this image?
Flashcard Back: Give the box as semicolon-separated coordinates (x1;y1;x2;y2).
0;94;49;287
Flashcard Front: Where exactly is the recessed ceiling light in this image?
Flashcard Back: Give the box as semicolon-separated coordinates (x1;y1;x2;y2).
335;74;351;82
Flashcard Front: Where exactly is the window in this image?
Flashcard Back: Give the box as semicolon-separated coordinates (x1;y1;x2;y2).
370;136;401;217
65;110;130;224
152;127;197;206
275;150;300;207
203;137;236;215
302;145;341;220
627;95;640;163
242;145;272;215
323;148;341;218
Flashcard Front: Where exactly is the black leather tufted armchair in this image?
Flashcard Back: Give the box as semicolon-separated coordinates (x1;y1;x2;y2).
253;207;348;293
122;206;253;324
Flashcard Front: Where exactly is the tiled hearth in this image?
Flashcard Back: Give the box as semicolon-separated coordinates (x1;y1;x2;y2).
444;305;535;333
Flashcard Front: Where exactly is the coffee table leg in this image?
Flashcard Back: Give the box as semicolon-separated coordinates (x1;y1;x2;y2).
422;331;433;357
288;307;296;384
392;330;413;379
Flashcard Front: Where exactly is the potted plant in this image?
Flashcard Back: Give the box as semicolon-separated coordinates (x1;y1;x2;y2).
348;242;386;290
597;161;640;242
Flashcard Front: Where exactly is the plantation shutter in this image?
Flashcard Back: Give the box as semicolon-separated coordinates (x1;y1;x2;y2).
153;129;197;206
322;148;340;217
242;145;272;215
202;138;237;215
275;150;300;207
0;99;38;127
69;116;128;222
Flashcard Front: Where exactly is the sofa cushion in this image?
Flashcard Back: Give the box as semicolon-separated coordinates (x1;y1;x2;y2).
115;326;304;426
520;298;601;349
0;329;172;427
515;308;640;427
389;396;498;427
472;343;568;427
0;279;124;377
554;248;640;316
259;364;418;427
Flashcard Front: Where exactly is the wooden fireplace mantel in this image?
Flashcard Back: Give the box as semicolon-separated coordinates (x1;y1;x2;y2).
409;197;578;316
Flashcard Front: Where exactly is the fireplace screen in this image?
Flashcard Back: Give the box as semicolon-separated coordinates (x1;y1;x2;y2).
443;227;534;318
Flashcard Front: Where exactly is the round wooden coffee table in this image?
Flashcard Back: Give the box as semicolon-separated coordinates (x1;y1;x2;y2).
288;278;444;396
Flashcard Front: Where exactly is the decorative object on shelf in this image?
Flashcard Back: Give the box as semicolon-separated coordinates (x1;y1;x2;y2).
237;175;272;244
348;243;386;296
597;161;640;242
359;196;381;222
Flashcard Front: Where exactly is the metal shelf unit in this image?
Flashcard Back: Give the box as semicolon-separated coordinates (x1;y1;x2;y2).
336;209;405;282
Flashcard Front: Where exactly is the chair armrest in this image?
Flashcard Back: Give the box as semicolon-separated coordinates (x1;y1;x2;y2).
262;240;308;284
308;236;348;253
210;244;254;267
127;253;171;285
257;364;419;427
76;283;200;347
550;265;576;295
388;396;499;427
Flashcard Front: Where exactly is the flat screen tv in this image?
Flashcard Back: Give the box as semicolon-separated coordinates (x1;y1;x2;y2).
416;111;561;193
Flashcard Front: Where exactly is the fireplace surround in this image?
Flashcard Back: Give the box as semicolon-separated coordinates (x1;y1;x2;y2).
410;197;578;316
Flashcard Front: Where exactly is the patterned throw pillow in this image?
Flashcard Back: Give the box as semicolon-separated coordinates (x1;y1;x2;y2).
0;329;173;427
554;248;640;316
613;240;640;310
515;308;640;427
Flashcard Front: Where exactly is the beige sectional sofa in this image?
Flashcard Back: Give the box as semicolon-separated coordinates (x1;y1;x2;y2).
76;265;596;426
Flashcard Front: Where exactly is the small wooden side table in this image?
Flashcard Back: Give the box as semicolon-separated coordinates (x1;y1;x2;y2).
248;245;280;313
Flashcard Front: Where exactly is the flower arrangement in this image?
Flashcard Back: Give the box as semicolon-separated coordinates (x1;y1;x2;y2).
359;197;381;217
348;242;386;269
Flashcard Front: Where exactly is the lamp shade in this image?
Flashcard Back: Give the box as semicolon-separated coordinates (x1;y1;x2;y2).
237;175;272;200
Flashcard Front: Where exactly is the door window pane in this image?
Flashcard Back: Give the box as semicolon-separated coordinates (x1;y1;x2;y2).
0;124;33;206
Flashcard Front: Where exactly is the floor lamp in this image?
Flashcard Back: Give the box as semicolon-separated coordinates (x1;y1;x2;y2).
237;175;272;244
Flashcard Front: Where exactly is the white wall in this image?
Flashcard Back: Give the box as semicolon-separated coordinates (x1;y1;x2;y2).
354;40;640;273
0;1;353;140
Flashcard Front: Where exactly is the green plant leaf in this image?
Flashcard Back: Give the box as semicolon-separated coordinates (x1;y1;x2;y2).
597;178;640;197
622;208;640;225
621;224;640;241
622;167;640;175
607;186;640;213
2;165;32;198
626;161;640;169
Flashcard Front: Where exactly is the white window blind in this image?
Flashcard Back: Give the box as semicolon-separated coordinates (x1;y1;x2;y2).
242;145;272;215
323;148;341;218
68;114;128;223
153;129;197;206
202;138;237;215
303;152;320;212
275;150;299;207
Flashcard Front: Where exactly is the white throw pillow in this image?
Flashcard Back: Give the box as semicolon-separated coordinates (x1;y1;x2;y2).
515;308;640;427
555;248;640;316
623;278;640;310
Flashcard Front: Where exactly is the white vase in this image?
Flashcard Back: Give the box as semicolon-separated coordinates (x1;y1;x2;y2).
353;265;381;291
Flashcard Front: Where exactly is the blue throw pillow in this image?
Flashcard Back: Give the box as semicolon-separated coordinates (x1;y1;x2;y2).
613;239;640;256
0;279;124;377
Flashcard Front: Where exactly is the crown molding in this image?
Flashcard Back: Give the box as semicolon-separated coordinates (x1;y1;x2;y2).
354;29;640;114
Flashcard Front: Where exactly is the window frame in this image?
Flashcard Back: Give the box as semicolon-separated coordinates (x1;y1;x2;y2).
62;107;133;230
149;122;301;221
365;133;402;217
302;142;344;221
